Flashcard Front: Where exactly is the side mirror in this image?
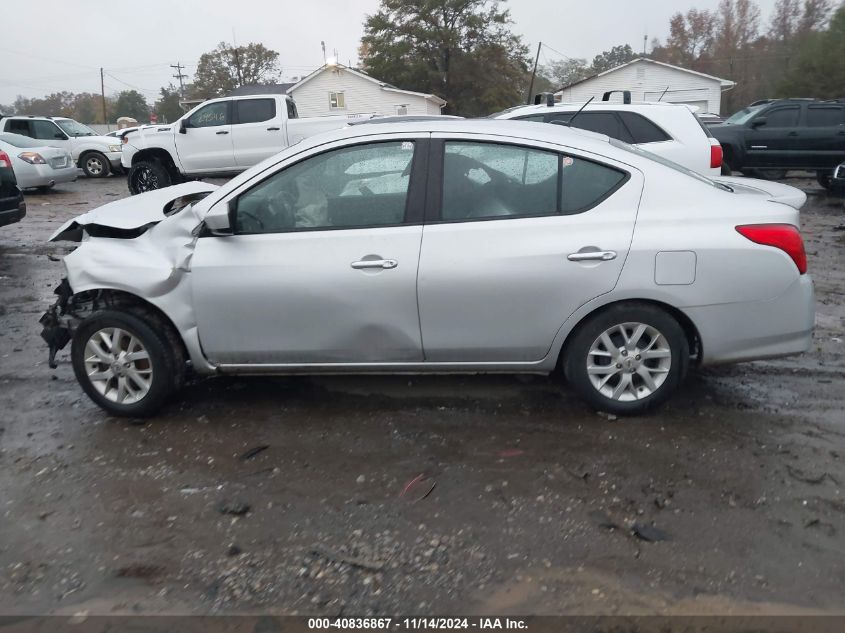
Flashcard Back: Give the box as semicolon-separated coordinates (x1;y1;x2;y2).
179;120;188;134
203;200;234;234
751;117;767;129
834;164;845;181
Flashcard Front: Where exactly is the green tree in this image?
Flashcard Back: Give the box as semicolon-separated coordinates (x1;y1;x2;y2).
154;84;186;123
360;0;530;116
113;90;150;121
541;58;589;89
778;3;845;98
590;44;636;73
193;42;280;98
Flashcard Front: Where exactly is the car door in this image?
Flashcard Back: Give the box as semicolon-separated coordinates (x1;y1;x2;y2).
231;98;285;167
798;103;845;169
175;100;235;173
744;105;800;168
191;136;428;365
417;136;642;363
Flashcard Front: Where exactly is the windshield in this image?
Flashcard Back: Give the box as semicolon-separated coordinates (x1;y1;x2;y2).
55;119;97;137
609;138;733;192
0;133;41;148
723;105;765;125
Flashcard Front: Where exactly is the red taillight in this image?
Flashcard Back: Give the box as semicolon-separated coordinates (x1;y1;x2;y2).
710;143;723;169
0;151;11;170
736;224;807;274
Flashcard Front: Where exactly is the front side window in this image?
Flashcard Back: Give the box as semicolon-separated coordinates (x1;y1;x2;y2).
32;120;65;140
759;107;799;127
806;105;844;127
55;119;96;137
329;92;346;110
189;102;230;128
236;99;275;124
441;142;625;221
234;141;415;234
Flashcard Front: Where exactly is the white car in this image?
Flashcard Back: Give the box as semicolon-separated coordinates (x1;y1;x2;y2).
492;101;723;177
41;120;813;417
122;95;356;194
0;133;76;190
0;116;122;178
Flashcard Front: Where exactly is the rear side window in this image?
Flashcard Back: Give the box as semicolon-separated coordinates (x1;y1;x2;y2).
567;112;634;143
618;112;671;143
287;99;298;119
6;120;31;136
806;105;844;127
441;141;626;221
514;114;546;122
236;99;276;124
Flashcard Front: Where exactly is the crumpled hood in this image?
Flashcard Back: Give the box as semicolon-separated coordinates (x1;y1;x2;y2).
713;176;807;210
49;181;218;241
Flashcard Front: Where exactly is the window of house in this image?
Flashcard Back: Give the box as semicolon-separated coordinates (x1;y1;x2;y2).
234;141;416;234
329;92;346;110
395;104;408;115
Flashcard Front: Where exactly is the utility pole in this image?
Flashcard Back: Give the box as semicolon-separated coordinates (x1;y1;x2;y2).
643;33;648;56
100;67;109;131
170;62;188;98
526;42;542;105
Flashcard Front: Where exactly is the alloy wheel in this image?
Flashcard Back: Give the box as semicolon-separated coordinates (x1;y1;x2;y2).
86;156;104;175
83;327;153;404
132;167;157;192
586;322;672;401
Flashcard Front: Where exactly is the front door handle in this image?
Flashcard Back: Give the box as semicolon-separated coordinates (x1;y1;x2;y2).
567;250;617;262
267;126;281;131
216;130;229;135
351;259;398;270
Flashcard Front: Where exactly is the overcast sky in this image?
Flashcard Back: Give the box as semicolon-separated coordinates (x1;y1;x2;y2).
0;0;778;105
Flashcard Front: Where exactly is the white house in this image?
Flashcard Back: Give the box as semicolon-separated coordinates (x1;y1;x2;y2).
287;63;446;117
555;58;735;115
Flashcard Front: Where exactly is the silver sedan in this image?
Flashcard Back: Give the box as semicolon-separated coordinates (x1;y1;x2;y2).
0;133;77;190
40;120;814;417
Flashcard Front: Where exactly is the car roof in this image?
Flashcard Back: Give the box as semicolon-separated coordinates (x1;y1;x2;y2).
498;102;694;116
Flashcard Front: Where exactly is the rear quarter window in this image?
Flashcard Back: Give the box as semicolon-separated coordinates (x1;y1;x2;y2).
618;112;672;143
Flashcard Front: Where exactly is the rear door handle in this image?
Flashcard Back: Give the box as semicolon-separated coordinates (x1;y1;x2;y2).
351;259;398;270
567;250;617;262
216;130;229;135
267;126;281;131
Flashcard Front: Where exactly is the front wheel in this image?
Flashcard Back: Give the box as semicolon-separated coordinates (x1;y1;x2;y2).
563;304;689;415
81;152;112;178
71;310;178;417
128;160;172;195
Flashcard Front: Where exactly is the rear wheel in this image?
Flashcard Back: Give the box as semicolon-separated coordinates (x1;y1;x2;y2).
128;160;171;194
563;304;689;415
71;310;178;417
81;152;111;178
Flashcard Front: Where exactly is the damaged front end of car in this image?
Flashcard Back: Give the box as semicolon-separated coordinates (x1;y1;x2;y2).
38;182;220;372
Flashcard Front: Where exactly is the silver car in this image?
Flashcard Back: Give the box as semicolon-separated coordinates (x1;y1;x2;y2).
40;121;814;417
0;133;77;190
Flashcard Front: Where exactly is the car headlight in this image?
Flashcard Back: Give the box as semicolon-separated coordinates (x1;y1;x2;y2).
18;152;46;164
108;144;121;153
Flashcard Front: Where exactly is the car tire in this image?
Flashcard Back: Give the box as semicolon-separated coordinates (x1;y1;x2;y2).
81;152;111;178
71;309;178;417
563;303;689;416
128;160;171;195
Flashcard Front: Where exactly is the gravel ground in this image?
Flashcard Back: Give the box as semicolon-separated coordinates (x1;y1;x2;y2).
0;173;843;616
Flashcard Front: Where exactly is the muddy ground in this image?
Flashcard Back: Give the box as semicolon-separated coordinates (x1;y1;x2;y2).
0;174;843;616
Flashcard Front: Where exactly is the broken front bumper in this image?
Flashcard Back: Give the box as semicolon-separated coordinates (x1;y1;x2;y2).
39;279;74;368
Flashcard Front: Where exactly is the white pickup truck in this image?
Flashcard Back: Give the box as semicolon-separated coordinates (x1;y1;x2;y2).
122;94;356;194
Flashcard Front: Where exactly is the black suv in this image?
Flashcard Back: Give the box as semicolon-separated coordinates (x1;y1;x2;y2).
0;149;26;227
711;98;845;188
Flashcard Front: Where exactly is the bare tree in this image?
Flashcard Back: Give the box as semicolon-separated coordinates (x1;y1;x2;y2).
769;0;802;41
